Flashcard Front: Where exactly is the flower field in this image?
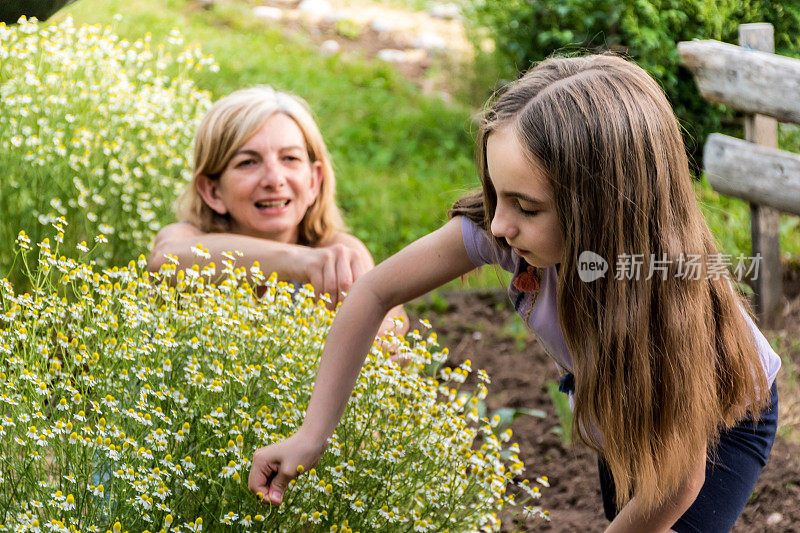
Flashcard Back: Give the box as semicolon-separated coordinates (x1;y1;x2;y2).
0;17;212;281
0;15;545;532
0;227;545;531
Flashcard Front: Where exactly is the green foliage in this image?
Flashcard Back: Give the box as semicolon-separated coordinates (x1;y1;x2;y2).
334;18;361;40
0;230;539;530
545;382;572;446
53;0;477;263
465;0;800;166
693;173;800;261
0;17;213;282
489;407;547;430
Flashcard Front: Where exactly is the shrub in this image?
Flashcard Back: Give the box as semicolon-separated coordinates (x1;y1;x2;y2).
0;17;213;282
465;0;800;167
0;226;547;531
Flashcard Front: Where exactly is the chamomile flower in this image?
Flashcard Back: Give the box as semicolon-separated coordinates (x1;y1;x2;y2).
0;223;536;531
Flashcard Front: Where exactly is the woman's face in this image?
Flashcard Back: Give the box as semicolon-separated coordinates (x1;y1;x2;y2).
486;125;564;268
201;113;322;243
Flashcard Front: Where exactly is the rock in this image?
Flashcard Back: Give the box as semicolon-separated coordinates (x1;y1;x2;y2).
297;0;333;16
319;40;340;56
370;17;396;33
252;6;282;20
428;2;461;20
412;31;446;52
377;49;408;63
322;12;344;24
766;512;782;525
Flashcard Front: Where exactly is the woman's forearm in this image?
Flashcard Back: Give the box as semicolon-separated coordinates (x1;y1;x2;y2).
605;494;688;533
298;218;475;444
148;232;301;280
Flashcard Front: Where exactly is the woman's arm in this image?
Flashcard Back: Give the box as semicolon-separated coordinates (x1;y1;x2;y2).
605;445;707;533
248;217;476;504
148;223;376;310
147;222;304;279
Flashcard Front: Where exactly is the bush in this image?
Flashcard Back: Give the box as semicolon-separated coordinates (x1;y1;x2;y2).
465;0;800;168
0;227;547;531
0;17;213;282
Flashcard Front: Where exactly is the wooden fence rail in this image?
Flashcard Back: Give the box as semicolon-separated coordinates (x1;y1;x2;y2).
678;40;800;124
704;134;800;217
679;23;800;327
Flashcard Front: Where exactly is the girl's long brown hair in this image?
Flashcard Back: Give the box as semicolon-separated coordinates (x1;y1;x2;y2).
453;54;769;512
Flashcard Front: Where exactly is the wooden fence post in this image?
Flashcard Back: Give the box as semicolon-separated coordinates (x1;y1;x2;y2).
739;23;783;327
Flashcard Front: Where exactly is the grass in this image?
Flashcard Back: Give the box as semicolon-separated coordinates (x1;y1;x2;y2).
333;0;468;12
546;381;572;446
772;333;800;444
49;0;800;290
53;0;478;266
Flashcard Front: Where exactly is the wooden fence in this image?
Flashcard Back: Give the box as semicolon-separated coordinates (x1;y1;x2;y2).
679;23;800;327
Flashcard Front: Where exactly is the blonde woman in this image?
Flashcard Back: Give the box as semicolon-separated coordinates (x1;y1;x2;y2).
148;86;407;333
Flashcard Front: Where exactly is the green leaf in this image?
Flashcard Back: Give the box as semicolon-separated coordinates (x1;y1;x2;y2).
491;407;547;431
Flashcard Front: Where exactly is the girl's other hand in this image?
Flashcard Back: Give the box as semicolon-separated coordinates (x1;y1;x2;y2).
297;243;371;309
247;430;327;506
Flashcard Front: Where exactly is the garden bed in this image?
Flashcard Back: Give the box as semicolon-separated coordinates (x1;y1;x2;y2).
411;270;800;532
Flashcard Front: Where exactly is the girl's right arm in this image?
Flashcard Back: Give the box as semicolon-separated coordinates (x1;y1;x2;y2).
247;217;476;505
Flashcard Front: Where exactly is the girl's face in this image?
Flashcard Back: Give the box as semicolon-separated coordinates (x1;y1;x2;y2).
486;126;564;268
199;113;322;244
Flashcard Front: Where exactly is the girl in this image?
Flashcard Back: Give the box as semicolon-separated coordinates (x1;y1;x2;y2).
247;55;780;532
147;86;406;331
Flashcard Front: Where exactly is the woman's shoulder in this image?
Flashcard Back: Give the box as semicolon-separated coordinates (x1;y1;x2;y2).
319;231;370;254
153;221;206;246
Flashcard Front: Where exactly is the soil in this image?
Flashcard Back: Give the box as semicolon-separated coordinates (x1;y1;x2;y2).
407;269;800;532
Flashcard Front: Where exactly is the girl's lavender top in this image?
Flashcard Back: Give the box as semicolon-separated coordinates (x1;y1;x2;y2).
460;217;781;390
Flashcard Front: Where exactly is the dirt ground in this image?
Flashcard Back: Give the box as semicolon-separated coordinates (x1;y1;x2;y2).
407;269;800;532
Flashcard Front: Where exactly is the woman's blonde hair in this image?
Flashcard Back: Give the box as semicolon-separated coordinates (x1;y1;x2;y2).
453;54;769;513
176;86;344;245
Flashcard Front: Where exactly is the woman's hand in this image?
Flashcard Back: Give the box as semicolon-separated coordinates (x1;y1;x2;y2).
296;242;371;309
248;429;327;506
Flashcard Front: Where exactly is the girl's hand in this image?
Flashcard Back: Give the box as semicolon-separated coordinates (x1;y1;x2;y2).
296;243;371;309
248;429;327;506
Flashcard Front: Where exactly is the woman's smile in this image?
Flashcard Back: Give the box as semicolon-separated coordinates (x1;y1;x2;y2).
254;198;291;213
